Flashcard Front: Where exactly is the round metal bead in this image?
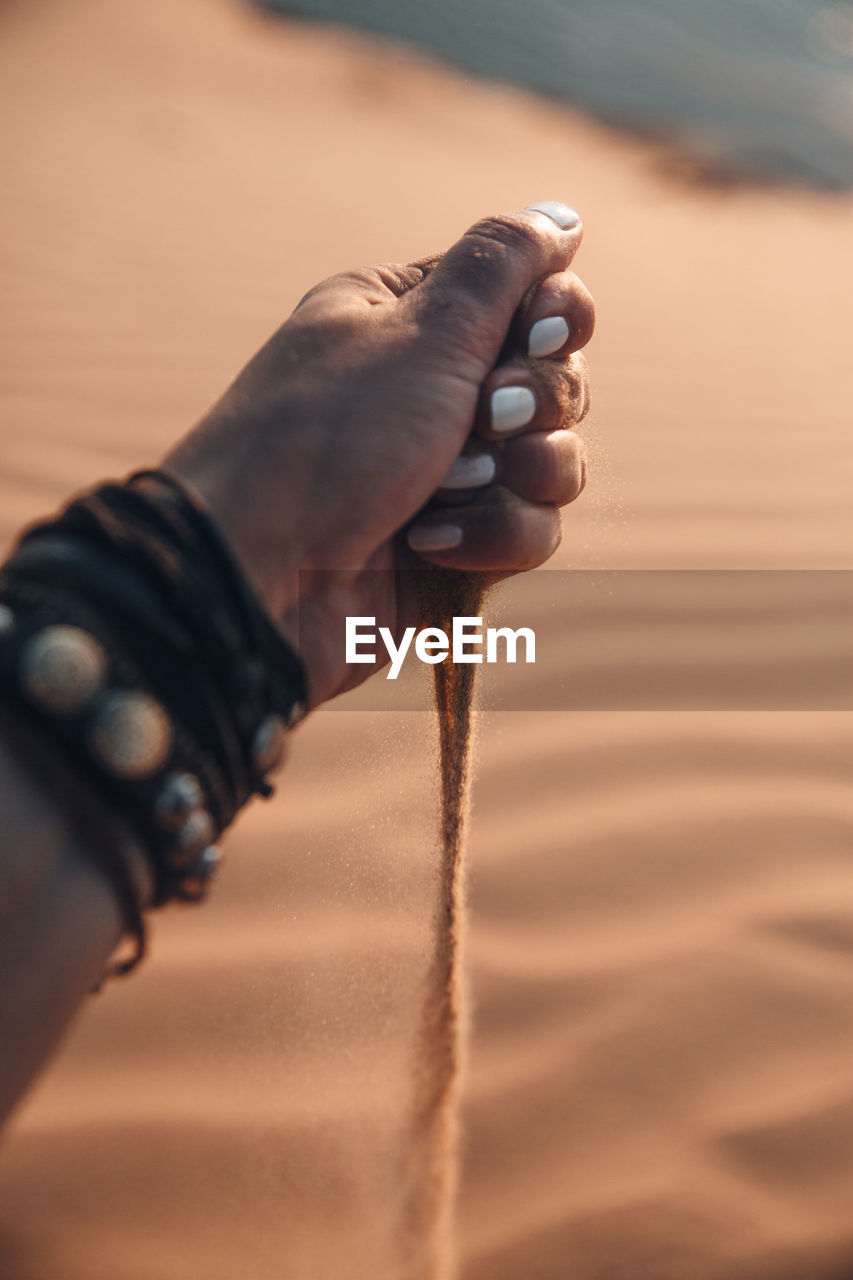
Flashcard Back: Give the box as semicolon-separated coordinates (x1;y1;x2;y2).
178;846;222;902
196;845;222;879
154;772;205;831
286;700;306;729
20;624;107;716
171;809;216;868
252;713;286;776
89;690;173;779
0;604;15;636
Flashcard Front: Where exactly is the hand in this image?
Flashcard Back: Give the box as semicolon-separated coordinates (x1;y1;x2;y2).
163;204;594;707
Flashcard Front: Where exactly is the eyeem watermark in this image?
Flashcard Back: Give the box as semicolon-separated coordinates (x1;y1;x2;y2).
310;570;853;711
346;616;536;680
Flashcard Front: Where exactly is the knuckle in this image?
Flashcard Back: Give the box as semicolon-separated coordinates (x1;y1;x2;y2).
465;213;546;260
556;356;589;423
578;388;591;423
572;354;591;409
335;265;378;291
575;358;592;422
294;265;373;307
574;283;596;342
303;308;360;344
408;252;444;275
372;262;426;295
572;350;589;378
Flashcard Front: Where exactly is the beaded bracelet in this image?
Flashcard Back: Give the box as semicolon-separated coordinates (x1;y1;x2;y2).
0;469;307;977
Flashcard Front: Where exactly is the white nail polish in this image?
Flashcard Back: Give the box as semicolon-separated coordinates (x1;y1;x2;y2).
526;201;581;229
407;523;463;552
491;385;536;434
439;453;496;490
529;316;570;358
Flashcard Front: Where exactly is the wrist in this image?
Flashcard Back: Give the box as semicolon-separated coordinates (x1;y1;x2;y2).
160;451;307;623
279;581;356;712
0;469;308;978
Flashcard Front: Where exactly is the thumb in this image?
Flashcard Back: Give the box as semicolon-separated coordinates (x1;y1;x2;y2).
402;202;583;368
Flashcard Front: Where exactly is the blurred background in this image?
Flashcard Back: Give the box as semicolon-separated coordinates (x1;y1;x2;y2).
0;0;851;1277
260;0;853;188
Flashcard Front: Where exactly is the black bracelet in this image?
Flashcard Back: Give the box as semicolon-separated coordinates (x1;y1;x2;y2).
0;469;307;976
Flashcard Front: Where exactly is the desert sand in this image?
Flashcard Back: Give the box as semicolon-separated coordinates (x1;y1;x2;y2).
1;1;853;1277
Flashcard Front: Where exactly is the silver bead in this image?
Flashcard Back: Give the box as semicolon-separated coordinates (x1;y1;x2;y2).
20;624;107;716
196;845;222;879
178;846;222;902
171;809;216;868
252;713;286;776
286;700;306;729
0;604;15;636
155;772;205;830
89;690;172;779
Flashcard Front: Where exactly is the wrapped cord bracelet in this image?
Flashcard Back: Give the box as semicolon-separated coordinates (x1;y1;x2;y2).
0;469;307;980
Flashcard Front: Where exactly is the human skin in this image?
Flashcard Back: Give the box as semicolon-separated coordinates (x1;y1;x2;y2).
0;205;594;1121
164;205;594;706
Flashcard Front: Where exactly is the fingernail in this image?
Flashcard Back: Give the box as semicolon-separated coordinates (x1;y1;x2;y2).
529;316;570;358
407;523;463;552
439;453;496;490
491;385;536;434
526;201;581;229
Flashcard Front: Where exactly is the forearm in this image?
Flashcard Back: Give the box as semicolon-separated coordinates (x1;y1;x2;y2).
0;469;304;1126
0;711;149;1123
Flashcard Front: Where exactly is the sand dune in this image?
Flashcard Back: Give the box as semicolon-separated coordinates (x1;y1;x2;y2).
258;0;853;188
1;0;853;1277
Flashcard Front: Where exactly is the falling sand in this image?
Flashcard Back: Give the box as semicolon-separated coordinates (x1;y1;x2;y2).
402;570;487;1280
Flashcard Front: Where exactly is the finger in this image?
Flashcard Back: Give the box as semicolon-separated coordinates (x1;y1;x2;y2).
293;261;434;317
510;269;595;359
474;351;590;441
501;430;587;506
402;203;583;372
405;486;562;572
406;251;444;277
434;428;587;507
435;444;500;499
